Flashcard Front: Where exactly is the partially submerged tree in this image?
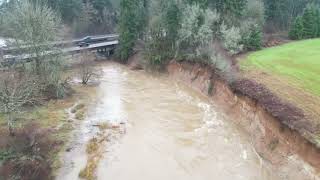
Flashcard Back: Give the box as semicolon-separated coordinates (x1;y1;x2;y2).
79;51;101;85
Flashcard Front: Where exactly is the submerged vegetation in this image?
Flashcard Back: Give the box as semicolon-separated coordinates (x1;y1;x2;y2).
79;122;123;180
79;137;101;180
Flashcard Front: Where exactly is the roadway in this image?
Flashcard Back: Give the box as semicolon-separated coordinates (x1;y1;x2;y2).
0;36;119;66
0;34;119;54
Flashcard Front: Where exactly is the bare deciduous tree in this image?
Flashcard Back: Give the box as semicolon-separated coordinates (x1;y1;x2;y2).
1;1;68;99
2;0;61;74
78;51;101;85
0;71;37;136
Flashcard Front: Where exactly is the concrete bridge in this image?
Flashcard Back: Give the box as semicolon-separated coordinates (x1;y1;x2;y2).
0;34;119;66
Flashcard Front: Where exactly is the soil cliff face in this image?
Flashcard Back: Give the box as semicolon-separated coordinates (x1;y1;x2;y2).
167;61;320;173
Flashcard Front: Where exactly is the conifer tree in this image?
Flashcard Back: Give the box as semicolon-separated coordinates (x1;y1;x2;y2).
302;5;317;38
289;4;320;40
211;0;247;20
117;0;147;62
289;16;304;40
242;24;262;50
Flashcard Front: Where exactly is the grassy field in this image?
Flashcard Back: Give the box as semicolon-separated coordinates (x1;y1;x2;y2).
241;39;320;129
241;39;320;96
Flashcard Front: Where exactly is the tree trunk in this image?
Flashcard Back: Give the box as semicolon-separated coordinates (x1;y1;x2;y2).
36;58;41;75
8;114;15;136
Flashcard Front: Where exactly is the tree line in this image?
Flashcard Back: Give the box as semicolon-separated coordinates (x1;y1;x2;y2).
116;0;320;70
117;0;263;70
289;3;320;40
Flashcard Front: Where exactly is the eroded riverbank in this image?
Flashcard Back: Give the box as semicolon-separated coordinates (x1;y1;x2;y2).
56;62;318;180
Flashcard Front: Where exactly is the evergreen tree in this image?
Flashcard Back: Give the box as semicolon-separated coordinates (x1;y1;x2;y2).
144;0;180;69
317;9;320;36
289;16;304;40
302;4;319;38
263;0;309;31
289;4;320;40
90;0;112;16
210;0;247;21
185;0;208;8
117;0;137;62
164;0;180;50
57;0;83;23
145;17;172;70
117;0;147;62
74;1;97;35
242;24;262;50
136;0;149;38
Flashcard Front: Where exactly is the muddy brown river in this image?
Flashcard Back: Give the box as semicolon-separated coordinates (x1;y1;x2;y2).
56;62;317;180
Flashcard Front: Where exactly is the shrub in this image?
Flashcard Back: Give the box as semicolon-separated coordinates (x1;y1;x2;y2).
220;24;243;55
40;56;69;99
177;4;219;58
196;44;236;83
78;51;101;85
0;123;55;180
209;50;236;83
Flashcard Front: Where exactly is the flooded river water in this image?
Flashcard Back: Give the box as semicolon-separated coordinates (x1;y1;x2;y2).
56;62;306;180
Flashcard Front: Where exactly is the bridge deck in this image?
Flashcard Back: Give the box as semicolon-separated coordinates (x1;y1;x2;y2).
0;40;119;65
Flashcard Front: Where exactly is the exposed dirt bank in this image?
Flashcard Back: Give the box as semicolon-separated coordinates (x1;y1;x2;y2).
167;61;320;175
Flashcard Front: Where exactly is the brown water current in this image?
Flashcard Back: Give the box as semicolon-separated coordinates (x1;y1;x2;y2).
56;62;310;180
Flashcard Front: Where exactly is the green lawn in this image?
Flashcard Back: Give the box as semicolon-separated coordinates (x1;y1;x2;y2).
241;39;320;96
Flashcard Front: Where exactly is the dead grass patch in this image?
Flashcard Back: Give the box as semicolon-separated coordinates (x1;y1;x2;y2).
75;109;86;120
231;78;320;146
240;70;320;143
0;123;56;180
79;136;105;180
242;69;320;121
0;98;76;179
71;103;85;114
